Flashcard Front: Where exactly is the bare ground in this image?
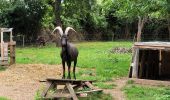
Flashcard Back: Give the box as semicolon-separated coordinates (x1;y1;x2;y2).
0;64;62;100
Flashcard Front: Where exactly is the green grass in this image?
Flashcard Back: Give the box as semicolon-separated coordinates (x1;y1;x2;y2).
16;41;132;82
79;92;113;100
35;88;113;100
0;97;9;100
123;84;170;100
0;66;7;71
94;82;116;89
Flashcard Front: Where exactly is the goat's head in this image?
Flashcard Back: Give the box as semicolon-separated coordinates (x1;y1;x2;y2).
52;26;76;47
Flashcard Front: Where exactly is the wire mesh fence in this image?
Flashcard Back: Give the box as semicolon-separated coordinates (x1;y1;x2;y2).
11;33;170;46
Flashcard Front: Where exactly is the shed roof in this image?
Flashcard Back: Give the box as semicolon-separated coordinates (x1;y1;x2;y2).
134;41;170;50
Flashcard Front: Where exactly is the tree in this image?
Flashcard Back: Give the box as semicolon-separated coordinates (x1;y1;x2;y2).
160;0;170;39
54;0;62;26
0;0;47;41
112;0;163;42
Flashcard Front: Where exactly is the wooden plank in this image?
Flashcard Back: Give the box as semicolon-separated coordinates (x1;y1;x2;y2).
46;93;72;99
134;46;165;50
132;48;139;78
0;61;8;65
1;28;13;32
41;82;54;97
76;89;103;94
129;47;135;78
0;42;16;46
84;81;98;90
1;31;4;61
47;78;94;85
66;83;79;100
134;42;170;47
159;50;162;76
10;45;15;65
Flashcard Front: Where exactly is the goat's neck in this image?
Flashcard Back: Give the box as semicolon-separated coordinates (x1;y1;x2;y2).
62;42;70;54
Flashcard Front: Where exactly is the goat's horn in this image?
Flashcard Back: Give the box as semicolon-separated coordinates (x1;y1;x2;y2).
52;26;63;36
65;27;76;35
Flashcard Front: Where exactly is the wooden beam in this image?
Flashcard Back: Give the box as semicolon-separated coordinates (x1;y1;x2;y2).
45;93;72;99
84;81;98;90
46;78;94;85
76;89;102;94
66;83;79;100
132;48;139;78
41;82;54;97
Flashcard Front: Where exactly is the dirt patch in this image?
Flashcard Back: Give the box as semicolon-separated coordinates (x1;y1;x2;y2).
0;64;62;100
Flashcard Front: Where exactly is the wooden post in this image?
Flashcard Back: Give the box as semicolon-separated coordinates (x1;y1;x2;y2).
1;29;4;61
10;29;13;42
159;50;162;76
132;48;139;78
10;43;15;65
23;35;25;47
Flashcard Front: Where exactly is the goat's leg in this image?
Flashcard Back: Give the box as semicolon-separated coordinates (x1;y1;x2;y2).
62;60;65;79
66;61;71;79
73;59;77;80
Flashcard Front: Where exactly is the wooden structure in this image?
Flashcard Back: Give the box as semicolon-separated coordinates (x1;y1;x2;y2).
0;28;16;65
41;78;102;100
129;42;170;79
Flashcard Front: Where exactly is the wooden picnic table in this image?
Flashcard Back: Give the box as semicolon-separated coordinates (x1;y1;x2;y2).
40;78;102;100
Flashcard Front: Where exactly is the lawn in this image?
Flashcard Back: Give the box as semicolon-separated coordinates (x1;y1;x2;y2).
124;84;170;100
16;41;132;81
0;97;8;100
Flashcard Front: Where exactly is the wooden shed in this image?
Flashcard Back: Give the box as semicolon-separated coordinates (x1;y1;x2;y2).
129;42;170;79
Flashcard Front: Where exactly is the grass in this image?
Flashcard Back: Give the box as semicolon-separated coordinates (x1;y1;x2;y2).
35;89;113;100
94;82;116;89
0;66;7;71
123;84;170;100
0;97;8;100
16;41;132;82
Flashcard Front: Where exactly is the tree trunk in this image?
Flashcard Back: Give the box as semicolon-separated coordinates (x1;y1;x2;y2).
54;0;62;26
125;23;130;39
136;16;147;42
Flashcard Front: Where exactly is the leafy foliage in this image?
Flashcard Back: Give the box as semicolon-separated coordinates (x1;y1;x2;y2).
0;0;46;40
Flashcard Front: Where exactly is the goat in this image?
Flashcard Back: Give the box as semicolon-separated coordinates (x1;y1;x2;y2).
52;26;78;79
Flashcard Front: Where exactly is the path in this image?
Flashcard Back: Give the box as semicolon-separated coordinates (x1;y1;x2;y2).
0;64;62;100
104;78;128;100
